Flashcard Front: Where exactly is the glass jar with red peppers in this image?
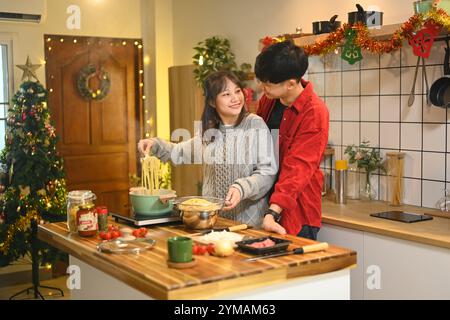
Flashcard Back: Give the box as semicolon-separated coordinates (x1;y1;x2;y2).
77;204;97;237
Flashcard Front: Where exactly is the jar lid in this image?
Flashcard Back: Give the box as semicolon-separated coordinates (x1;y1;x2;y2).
335;159;348;170
68;190;97;203
96;206;108;214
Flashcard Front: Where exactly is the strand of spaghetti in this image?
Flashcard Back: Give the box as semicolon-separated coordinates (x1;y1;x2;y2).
141;155;161;193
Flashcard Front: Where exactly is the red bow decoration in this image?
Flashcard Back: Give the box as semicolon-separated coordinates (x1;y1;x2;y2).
409;22;442;58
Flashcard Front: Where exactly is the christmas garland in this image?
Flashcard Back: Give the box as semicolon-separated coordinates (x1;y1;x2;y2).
262;9;450;56
77;64;111;101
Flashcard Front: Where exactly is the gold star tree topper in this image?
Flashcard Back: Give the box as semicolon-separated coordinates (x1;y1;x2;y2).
16;56;42;82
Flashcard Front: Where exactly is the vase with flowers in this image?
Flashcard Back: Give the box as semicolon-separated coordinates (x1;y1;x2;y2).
344;140;385;201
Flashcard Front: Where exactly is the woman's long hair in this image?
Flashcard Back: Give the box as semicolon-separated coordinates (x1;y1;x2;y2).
201;71;248;139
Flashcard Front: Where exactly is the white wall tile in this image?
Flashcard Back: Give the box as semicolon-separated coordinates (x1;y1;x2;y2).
361;96;379;121
342;97;359;121
423;124;446;152
422;152;446;181
342;60;360;71
328;121;342;146
401;123;422;151
380;123;400;149
361;122;379;147
342;122;359;146
361;53;380;70
380;68;401;95
400;95;423;122
323;53;341;72
325;72;341;96
403;178;422;206
325;97;341;121
426;64;444;91
381;50;400;68
342;71;360;96
401;42;420;67
402;150;422;179
401;65;422;95
422;180;445;208
361;69;379;96
308;55;325;74
380;96;400;122
426;41;446;66
424;99;446;123
308;73;325;97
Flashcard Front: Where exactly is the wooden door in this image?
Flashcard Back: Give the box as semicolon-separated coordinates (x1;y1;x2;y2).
169;65;204;196
44;35;143;216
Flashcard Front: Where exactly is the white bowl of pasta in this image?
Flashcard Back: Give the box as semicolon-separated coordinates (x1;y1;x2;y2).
129;188;176;216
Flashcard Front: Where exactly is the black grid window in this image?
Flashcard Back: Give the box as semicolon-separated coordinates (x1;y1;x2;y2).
0;44;9;152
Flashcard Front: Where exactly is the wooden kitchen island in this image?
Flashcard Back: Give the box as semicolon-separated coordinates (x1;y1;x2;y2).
38;218;356;300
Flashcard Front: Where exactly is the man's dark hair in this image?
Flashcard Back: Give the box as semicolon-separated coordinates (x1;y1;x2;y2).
254;40;309;84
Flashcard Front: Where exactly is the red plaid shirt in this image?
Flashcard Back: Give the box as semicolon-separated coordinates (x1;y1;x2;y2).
257;80;329;235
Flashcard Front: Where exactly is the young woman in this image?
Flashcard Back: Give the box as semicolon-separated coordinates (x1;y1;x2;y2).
138;71;277;226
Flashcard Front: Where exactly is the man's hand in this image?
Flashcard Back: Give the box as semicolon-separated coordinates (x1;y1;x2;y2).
262;214;286;235
222;187;241;211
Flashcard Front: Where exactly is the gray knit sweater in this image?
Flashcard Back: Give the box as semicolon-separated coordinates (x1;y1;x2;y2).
150;113;277;227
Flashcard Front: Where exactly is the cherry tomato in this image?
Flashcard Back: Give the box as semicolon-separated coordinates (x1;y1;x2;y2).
132;229;140;237
192;244;199;255
99;231;106;239
111;230;121;239
197;245;207;255
207;243;215;255
103;232;112;241
139;228;148;236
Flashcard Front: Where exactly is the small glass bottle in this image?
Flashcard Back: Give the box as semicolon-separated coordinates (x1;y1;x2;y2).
346;162;360;200
386;152;405;206
96;206;109;232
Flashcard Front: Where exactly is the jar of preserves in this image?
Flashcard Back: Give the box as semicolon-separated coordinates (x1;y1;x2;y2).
96;206;109;232
77;204;97;237
67;190;96;233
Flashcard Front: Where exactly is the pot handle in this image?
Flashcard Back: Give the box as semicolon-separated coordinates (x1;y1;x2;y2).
159;194;177;205
329;14;338;27
356;4;366;23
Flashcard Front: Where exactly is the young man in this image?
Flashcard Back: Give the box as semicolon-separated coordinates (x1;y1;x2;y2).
255;40;329;240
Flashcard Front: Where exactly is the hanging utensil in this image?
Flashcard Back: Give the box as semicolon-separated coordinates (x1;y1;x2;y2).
243;242;329;262
422;57;431;107
430;38;450;108
408;56;421;107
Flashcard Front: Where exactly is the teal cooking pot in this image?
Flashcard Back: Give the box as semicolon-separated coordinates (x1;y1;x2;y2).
414;0;450;14
129;188;176;216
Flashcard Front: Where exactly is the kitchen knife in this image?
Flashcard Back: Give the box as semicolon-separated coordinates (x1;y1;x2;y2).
243;242;329;262
189;224;249;237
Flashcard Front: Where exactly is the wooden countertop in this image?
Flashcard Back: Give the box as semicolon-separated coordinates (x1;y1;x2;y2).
322;199;450;249
38;218;356;300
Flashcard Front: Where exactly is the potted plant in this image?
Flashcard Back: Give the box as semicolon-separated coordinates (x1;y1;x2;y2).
344;140;385;201
192;36;252;87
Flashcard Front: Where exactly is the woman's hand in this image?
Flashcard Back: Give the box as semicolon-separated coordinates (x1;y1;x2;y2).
262;214;286;235
222;186;242;211
137;138;154;156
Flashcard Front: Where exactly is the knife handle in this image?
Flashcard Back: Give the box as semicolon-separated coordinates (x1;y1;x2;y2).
294;242;329;254
228;224;248;232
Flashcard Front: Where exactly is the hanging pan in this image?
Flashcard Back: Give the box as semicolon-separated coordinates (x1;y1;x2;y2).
429;39;450;108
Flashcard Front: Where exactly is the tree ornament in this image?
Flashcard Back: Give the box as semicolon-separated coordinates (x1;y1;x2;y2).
409;22;441;58
15;56;41;82
341;28;363;65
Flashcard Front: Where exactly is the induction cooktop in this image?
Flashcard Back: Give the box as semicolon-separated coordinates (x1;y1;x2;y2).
370;211;433;223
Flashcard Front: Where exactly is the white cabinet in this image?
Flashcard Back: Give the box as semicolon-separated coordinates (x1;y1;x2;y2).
318;225;364;300
319;224;450;299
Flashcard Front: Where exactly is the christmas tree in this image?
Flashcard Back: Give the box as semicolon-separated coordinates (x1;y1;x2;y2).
0;57;67;269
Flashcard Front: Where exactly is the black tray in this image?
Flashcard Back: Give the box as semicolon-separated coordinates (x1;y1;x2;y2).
235;236;291;255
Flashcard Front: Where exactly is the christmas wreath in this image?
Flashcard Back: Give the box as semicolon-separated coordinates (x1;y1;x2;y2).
77;64;111;101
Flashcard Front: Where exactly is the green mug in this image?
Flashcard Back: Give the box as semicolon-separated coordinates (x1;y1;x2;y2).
167;236;193;263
